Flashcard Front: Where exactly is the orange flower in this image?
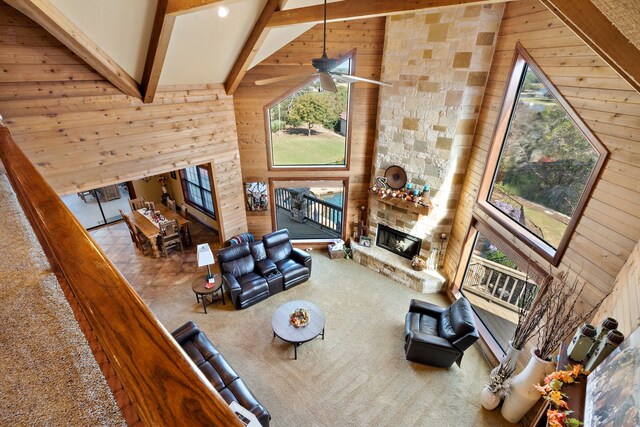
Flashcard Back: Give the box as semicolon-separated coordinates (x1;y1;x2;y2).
535;383;551;396
571;364;582;378
547;410;566;427
548;391;569;409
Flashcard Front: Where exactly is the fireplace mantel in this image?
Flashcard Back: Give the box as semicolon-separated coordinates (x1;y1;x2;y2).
369;189;431;216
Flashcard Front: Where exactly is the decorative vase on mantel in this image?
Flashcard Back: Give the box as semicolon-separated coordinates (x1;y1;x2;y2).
501;348;554;423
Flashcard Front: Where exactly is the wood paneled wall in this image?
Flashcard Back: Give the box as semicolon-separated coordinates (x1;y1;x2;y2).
445;0;640;327
0;1;246;240
233;18;385;239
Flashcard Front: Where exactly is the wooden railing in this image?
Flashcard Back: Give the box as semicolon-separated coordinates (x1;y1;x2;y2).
0;124;241;426
274;188;342;236
463;254;538;312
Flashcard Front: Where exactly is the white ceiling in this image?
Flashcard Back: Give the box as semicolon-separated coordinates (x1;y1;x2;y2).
48;0;339;86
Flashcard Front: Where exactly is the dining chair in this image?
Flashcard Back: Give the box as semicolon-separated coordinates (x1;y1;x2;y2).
179;203;189;219
120;209;152;255
129;197;146;211
159;220;183;257
167;198;176;212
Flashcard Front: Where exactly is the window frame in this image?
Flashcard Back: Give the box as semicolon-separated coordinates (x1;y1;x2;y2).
263;50;356;172
477;43;608;267
179;164;216;219
268;176;349;242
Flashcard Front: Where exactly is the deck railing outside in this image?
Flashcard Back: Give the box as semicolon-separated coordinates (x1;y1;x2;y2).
0;123;241;426
463;254;538;312
274;188;342;237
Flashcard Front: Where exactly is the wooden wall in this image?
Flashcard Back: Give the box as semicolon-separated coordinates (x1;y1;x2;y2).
445;0;640;328
233;18;385;239
0;1;246;240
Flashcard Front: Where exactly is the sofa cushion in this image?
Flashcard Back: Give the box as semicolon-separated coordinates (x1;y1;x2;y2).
438;298;475;342
250;241;267;261
275;258;308;282
237;273;269;297
263;230;293;263
218;243;255;278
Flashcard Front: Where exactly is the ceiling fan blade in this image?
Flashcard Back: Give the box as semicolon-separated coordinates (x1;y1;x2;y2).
332;73;392;87
255;72;317;86
319;71;337;92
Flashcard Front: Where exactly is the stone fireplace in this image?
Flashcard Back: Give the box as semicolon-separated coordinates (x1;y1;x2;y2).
353;5;503;292
376;225;422;260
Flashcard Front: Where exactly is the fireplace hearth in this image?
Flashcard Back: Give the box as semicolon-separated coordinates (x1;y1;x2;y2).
376;225;422;260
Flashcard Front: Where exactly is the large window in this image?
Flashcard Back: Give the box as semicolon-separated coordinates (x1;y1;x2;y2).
479;43;607;265
271;179;347;240
266;55;352;169
180;165;215;218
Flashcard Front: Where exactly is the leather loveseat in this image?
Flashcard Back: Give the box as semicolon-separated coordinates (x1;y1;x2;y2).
217;229;312;309
404;297;479;368
172;320;271;426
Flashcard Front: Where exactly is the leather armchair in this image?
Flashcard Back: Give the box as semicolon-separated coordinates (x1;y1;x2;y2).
217;243;269;309
262;229;311;290
172;321;270;426
404;297;479;368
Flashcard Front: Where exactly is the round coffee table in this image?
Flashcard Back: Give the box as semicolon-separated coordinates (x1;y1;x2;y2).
272;300;325;360
191;275;224;313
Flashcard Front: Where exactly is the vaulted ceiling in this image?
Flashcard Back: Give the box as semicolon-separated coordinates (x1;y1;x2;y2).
6;0;640;102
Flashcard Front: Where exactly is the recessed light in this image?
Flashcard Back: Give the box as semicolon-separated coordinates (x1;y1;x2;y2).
218;5;230;18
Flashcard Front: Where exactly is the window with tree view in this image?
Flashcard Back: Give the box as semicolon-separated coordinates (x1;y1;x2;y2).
486;49;605;257
268;57;351;167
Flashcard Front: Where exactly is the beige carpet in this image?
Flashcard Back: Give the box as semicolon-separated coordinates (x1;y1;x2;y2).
0;174;125;426
147;254;513;427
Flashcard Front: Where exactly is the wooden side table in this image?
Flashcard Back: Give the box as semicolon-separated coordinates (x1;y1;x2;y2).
191;275;224;314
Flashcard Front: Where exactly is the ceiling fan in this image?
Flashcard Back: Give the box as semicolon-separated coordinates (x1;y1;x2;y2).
254;0;391;92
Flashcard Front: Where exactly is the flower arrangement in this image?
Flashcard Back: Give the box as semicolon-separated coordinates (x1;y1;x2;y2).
290;308;310;328
486;363;515;399
535;364;586;427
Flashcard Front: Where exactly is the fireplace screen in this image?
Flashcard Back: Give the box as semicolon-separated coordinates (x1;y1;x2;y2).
376;225;422;260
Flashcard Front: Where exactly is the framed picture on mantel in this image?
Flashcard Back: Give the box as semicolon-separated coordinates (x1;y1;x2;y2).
359;236;371;247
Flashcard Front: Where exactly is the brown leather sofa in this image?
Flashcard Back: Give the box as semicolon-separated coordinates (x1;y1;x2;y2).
218;229;312;309
404;297;479;368
172;320;271;426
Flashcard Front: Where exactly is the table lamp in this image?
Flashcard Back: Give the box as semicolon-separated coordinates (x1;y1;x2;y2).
197;243;215;281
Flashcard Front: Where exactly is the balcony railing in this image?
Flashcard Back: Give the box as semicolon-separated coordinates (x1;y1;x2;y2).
274;188;342;237
463;254;538;312
0;123;241;426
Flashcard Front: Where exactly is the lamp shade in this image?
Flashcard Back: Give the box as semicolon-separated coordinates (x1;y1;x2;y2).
197;243;215;267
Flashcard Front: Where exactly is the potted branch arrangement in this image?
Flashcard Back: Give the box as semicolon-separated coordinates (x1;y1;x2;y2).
501;271;609;423
481;275;541;410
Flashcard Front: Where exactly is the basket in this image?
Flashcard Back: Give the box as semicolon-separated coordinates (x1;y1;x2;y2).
328;244;343;259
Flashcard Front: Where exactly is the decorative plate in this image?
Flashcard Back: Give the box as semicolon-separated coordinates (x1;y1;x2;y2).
384;165;407;189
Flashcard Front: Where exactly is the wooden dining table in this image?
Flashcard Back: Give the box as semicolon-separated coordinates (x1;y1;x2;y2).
123;204;190;258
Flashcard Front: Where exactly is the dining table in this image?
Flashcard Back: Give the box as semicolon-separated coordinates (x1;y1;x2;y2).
123;204;190;258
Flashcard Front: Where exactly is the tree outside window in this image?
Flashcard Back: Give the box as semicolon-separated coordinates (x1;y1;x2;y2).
267;57;351;167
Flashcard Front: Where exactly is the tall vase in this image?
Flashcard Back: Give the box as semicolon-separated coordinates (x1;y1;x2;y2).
501;340;522;373
501;348;554;423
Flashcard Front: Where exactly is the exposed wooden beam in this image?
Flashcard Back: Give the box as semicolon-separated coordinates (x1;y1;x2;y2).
266;0;510;27
141;0;176;103
224;0;281;95
540;0;640;94
166;0;224;16
5;0;141;99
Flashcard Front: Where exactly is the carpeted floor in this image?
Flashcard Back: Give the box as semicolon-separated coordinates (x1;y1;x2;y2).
145;253;512;427
0;174;125;426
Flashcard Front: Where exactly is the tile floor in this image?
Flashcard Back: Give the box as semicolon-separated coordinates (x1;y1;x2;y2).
89;220;221;303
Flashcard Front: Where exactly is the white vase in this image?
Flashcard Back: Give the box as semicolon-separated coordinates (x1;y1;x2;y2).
481;386;501;410
501;340;523;373
501;348;554;423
